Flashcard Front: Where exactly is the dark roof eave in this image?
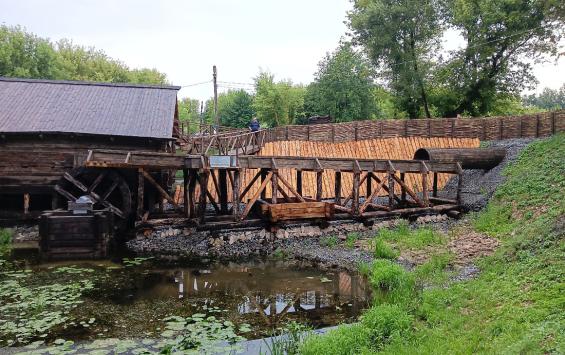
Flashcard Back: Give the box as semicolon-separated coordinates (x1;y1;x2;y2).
0;131;175;141
0;76;181;91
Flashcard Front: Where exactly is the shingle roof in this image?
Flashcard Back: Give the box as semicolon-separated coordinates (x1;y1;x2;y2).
0;77;180;139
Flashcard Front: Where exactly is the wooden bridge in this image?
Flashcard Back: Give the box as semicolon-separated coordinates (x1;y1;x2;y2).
68;149;464;228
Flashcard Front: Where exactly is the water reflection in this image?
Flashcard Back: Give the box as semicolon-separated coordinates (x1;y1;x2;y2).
133;261;371;329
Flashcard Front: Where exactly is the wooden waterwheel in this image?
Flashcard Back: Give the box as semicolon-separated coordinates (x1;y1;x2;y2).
54;168;133;223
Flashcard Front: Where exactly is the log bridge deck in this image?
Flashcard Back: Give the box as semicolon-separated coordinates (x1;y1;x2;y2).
81;149;463;227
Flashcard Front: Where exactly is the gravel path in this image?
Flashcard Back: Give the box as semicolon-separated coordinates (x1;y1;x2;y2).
444;138;535;211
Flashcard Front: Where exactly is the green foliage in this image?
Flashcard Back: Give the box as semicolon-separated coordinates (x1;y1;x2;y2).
177;97;201;131
376;221;446;250
271;248;287;260
0;229;12;257
261;321;312;355
218;89;255;128
358;260;373;277
300;323;372;355
0;271;94;345
369;259;414;293
345;232;359;249
304;43;381;122
348;0;442;118
360;304;413;349
0;25;168;84
253;71;306;127
348;0;565;117
372;239;399;260
160;313;249;354
523;84;565;110
413;253;454;284
122;257;153;267
320;235;338;248
442;0;564;116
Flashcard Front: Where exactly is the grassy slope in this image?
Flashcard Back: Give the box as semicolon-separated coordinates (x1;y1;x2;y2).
302;134;564;354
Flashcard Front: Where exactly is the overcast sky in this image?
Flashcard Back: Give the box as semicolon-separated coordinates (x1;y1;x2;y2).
1;0;563;102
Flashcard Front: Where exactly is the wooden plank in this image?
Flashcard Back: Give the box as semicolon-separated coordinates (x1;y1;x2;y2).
141;170;182;212
137;168;144;219
241;171;273;220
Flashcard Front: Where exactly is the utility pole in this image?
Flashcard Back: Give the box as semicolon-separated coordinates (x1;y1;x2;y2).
199;101;204;134
213;65;219;130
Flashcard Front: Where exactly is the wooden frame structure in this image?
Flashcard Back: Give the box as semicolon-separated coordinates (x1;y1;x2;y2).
81;150;463;227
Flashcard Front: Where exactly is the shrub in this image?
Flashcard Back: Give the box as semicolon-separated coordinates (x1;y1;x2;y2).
361;304;413;348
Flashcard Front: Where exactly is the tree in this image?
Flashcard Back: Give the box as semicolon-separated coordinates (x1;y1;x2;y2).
0;25;168;85
305;43;380;122
217;90;255;128
348;0;442;118
523;85;565;110
0;25;60;79
177;98;201;132
253;71;305;127
441;0;565;116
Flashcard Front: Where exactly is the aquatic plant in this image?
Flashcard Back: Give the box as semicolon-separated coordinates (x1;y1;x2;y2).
261;321;313;355
123;257;153;267
159;313;251;354
0;271;94;346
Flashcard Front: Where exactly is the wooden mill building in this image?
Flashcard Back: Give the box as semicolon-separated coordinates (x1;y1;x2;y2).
0;77;180;222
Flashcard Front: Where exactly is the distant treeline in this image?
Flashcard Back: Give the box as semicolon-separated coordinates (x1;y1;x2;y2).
0;25;167;85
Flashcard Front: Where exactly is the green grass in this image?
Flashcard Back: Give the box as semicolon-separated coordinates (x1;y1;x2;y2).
345;233;360;249
301;134;565;354
375;221;446;251
372;239;399;260
0;228;12;257
320;235;338;248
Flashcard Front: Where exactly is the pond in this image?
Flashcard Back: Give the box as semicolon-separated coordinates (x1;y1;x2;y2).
1;248;371;350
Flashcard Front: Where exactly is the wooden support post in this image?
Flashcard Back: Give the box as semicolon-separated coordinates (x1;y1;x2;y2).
334;171;342;205
260;169;268;200
137;168;144;219
421;162;429;207
400;172;406;202
388;171;395;208
432;172;438;198
188;170;197;218
141;170;183;212
316;170;323;201
218;169;228;214
271;170;278;204
51;193;59;210
183;168;189;218
386;161;395;209
296;170;303;196
198;170;210;224
352;171;360;215
456;163;463;205
232;169;241;220
366;172;372;199
23;193;30;215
